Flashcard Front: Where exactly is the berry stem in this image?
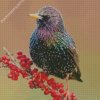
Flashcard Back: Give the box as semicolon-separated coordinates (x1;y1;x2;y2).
3;47;20;68
25;76;32;79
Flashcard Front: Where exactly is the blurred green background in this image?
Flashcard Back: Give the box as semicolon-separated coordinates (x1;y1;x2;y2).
0;0;100;100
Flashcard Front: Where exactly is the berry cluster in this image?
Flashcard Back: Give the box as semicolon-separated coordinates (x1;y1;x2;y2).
17;51;33;69
28;70;78;100
28;70;63;100
0;57;28;81
0;50;78;100
1;56;10;64
29;70;48;88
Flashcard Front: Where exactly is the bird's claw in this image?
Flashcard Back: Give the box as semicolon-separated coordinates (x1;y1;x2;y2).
64;91;70;100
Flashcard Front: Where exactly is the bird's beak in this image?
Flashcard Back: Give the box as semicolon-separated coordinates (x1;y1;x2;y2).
27;14;42;19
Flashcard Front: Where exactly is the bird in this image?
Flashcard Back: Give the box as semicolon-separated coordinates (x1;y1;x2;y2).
28;6;83;100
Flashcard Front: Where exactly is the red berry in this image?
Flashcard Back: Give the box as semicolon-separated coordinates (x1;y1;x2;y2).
50;89;55;94
30;68;38;74
29;80;33;85
37;73;41;78
44;89;49;95
11;66;17;71
3;60;9;64
29;84;34;89
54;92;60;97
25;64;30;69
16;68;21;73
17;55;22;59
21;62;26;67
25;57;30;61
59;88;64;93
35;78;41;83
11;75;18;81
41;74;48;81
41;76;48;81
17;50;23;55
20;58;26;63
71;93;76;99
53;97;57;100
6;58;10;61
52;83;56;89
15;76;18;81
53;97;62;100
21;54;26;58
22;74;28;78
7;73;13;78
9;63;14;68
56;83;61;88
11;75;16;80
39;83;44;88
14;72;19;76
21;70;26;75
63;93;67;97
0;57;3;62
57;97;62;100
59;83;64;87
27;60;33;65
41;73;46;78
51;92;59;97
10;70;15;75
2;56;6;60
52;81;56;84
44;85;49;90
50;78;55;84
51;93;55;97
41;79;45;83
47;79;52;85
58;97;63;100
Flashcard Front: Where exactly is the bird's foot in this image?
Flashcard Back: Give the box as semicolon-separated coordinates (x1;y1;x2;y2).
63;75;70;100
63;89;70;100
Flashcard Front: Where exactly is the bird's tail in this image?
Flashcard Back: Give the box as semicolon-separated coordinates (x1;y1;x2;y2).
69;70;83;82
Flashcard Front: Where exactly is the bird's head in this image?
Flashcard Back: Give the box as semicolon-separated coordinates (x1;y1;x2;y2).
28;6;65;32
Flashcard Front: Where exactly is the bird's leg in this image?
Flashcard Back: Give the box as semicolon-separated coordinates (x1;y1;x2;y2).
64;74;70;100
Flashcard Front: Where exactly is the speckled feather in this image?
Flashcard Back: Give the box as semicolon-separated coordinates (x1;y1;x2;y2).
29;6;82;80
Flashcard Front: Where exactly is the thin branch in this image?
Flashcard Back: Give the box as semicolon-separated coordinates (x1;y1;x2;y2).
25;76;32;79
3;47;21;69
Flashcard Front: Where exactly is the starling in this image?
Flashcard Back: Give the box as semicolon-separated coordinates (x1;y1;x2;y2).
28;6;83;100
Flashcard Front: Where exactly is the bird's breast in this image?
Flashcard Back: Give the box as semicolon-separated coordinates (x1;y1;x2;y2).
37;26;57;41
30;30;76;79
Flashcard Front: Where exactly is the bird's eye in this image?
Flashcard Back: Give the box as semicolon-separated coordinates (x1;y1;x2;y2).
41;15;50;20
43;15;49;18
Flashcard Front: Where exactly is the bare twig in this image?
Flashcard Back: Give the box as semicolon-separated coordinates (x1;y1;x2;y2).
25;76;32;79
3;47;21;69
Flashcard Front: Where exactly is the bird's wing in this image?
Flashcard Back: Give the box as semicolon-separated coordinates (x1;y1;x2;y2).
55;32;81;77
